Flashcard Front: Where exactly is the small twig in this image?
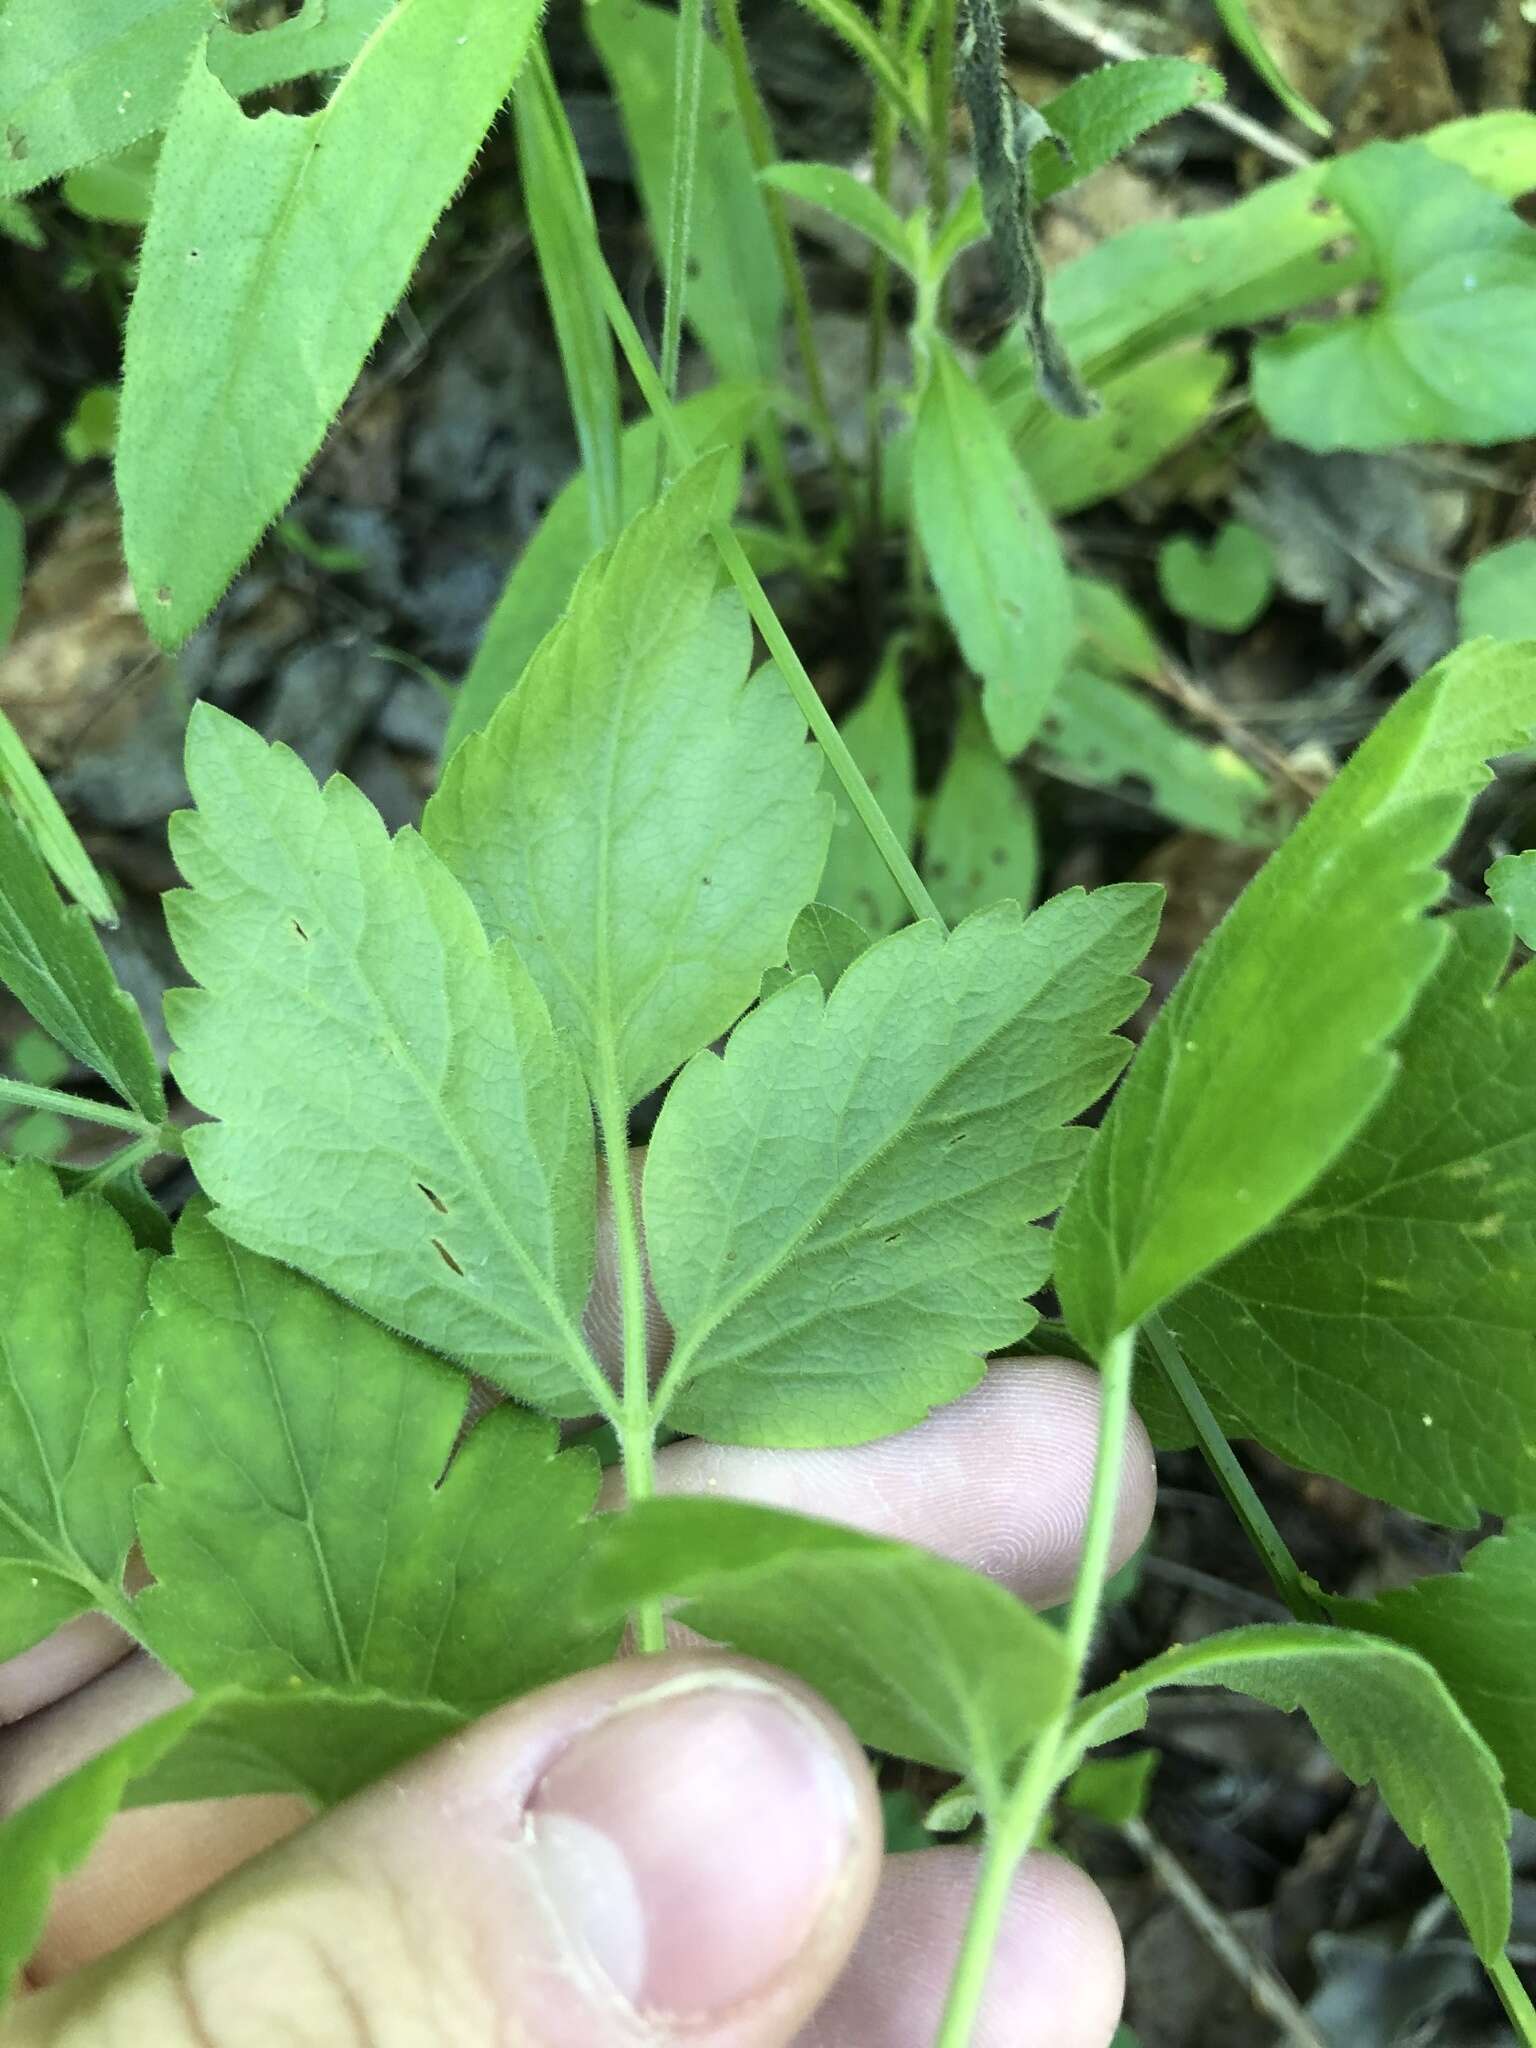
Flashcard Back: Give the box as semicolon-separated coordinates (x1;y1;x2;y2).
1141;658;1323;806
1024;0;1318;170
1124;1818;1331;2048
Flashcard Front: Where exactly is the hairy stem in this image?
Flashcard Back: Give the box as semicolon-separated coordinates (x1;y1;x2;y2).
80;1131;165;1192
0;1078;157;1138
595;1058;665;1654
1144;1312;1328;1626
593;262;944;929
935;1325;1137;2045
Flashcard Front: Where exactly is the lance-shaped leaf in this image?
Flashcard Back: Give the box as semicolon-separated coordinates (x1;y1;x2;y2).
1055;639;1536;1355
760;163;915;273
425;465;830;1111
1073;1625;1510;1963
119;0;541;646
0;801;164;1122
584;1498;1073;1809
166;705;600;1416
0;1687;461;2011
0;0;393;199
816;653;917;938
1254;143;1536;453
1161;913;1536;1525
588;0;783;382
131;1214;618;1706
914;338;1074;758
646;888;1160;1446
0;1164;149;1662
1039;667;1274;846
921;702;1039;924
1330;1523;1536;1818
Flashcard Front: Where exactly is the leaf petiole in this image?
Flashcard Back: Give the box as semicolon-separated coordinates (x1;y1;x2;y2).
594;1056;666;1654
1144;1313;1328;1626
0;1077;158;1138
935;1323;1139;2045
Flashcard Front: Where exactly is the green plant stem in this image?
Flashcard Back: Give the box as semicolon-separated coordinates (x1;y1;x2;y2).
865;0;903;549
594;1059;666;1654
712;0;854;541
592;260;945;930
660;0;706;409
1490;1954;1536;2046
1144;1312;1328;1626
925;0;958;225
0;1078;154;1138
80;1131;164;1192
935;1325;1138;2047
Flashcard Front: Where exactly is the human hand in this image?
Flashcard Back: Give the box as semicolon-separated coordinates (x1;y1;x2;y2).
2;1183;1154;2046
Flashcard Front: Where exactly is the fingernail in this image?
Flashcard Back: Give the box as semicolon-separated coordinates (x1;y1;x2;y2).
524;1673;859;2018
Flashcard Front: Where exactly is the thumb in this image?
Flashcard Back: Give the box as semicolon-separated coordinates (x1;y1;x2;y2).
16;1653;883;2048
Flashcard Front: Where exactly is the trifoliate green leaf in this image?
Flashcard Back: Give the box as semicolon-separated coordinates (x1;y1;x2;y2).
1330;1523;1536;1817
589;0;783;383
1074;1625;1510;1963
1253;143;1536;453
426;465;830;1111
166;705;601;1417
448;384;761;753
119;0;541;645
921;702;1039;923
1056;640;1536;1354
584;1498;1073;1809
914;337;1074;758
1158;521;1275;634
1038;667;1274;846
1460;538;1536;644
0;1686;461;2012
0;800;163;1122
646;888;1160;1445
1162;913;1536;1525
131;1213;618;1705
1488;849;1536;945
816;652;917;937
0;1163;149;1661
